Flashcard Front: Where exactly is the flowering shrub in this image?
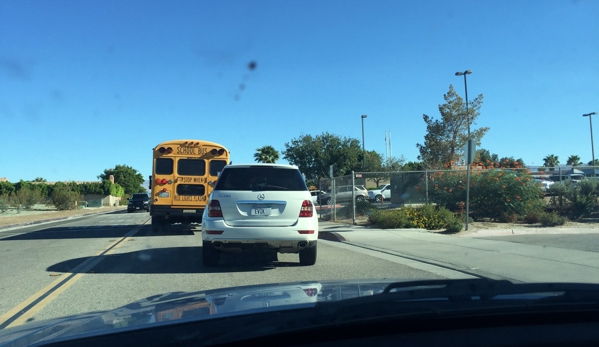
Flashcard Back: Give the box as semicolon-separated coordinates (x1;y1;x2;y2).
415;167;545;220
368;204;460;232
470;170;544;220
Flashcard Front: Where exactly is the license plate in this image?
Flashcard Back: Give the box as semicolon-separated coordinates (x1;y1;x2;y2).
183;209;196;213
251;207;271;216
158;192;170;198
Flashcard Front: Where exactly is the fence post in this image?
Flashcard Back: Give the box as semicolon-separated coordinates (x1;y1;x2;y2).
425;170;429;204
332;178;336;222
351;171;356;225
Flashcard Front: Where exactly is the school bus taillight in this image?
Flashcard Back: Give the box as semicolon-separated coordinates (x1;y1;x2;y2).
155;178;171;186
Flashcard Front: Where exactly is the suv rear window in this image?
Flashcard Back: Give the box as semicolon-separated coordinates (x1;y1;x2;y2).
214;167;308;191
131;194;149;201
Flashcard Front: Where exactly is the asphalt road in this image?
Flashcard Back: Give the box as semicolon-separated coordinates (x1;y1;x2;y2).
0;210;445;329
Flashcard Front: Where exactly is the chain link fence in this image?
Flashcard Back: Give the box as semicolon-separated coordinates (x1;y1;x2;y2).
313;166;599;224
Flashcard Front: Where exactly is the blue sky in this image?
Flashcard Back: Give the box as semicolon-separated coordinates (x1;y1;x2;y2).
1;0;598;182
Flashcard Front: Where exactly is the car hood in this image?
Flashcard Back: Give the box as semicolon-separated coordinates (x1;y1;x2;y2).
3;278;599;346
0;279;396;346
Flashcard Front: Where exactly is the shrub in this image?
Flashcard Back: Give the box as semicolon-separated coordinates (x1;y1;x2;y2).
499;212;518;223
0;195;8;213
539;211;567;227
470;170;545;221
444;219;463;233
355;200;375;216
368;209;412;229
14;186;43;210
404;204;455;230
51;184;81;210
549;179;599;219
416;169;545;221
524;211;542;224
369;204;460;231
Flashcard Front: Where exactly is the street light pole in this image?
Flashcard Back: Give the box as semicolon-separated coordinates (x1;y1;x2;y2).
583;112;598;177
455;70;473;136
455;70;473;231
361;115;367;169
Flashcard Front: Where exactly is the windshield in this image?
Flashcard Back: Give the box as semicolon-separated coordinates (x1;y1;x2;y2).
1;0;599;343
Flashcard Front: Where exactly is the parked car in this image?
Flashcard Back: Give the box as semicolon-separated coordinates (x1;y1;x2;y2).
127;193;150;213
317;185;368;205
368;184;391;202
310;190;326;205
533;177;554;192
201;164;318;266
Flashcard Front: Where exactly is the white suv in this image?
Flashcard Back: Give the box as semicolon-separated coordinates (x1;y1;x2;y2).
368;184;391;202
201;164;318;267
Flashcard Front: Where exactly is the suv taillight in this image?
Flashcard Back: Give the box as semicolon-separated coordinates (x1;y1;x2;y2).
299;200;313;217
208;200;223;217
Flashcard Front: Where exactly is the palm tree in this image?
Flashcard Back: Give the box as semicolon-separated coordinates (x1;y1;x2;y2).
543;154;560;170
589;159;599;166
566;155;582;167
254;146;280;163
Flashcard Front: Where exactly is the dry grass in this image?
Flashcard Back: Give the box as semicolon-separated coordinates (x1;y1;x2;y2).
0;206;126;227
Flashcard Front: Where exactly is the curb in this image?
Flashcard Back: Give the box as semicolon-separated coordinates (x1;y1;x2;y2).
318;231;347;242
0;208;126;231
461;227;599;237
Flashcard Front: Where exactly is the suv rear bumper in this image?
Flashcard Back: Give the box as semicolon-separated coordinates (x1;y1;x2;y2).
205;239;317;254
202;218;318;253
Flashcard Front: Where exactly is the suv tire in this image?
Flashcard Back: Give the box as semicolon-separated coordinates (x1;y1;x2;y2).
356;195;365;202
202;241;220;267
374;194;382;203
299;244;317;266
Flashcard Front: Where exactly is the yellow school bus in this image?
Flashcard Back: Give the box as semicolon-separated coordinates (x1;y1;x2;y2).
149;139;229;232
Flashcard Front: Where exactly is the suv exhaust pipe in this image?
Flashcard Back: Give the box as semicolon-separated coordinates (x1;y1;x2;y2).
297;241;307;249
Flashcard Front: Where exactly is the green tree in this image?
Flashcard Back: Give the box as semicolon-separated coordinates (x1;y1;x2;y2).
417;85;488;169
98;165;145;195
51;182;81;210
253;145;280;163
362;150;383;172
543;154;560;169
589;159;599;166
14;185;43;209
362;153;405;187
474;149;499;165
283;132;362;183
32;177;47;182
566;155;582;166
401;161;426;171
0;181;15;196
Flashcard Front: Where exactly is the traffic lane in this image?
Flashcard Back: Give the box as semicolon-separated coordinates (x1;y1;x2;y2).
0;212;149;321
30;234;446;322
478;233;599;253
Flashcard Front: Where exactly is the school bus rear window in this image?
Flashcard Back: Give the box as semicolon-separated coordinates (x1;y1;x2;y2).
177;184;206;196
156;158;173;175
178;159;206;176
210;160;227;176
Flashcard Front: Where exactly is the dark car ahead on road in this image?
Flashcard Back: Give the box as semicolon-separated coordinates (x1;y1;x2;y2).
127;193;150;213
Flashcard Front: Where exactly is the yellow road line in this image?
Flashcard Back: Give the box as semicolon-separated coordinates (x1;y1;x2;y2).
0;219;149;329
